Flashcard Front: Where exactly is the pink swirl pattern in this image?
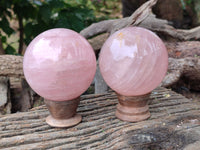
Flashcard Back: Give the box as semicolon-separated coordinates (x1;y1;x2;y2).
99;27;168;96
23;28;96;101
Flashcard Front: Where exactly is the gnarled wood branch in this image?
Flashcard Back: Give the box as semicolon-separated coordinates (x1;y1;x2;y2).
140;14;200;40
161;57;200;89
80;0;158;38
80;0;200;41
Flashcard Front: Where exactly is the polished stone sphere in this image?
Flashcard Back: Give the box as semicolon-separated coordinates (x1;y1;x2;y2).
23;28;96;101
99;27;168;96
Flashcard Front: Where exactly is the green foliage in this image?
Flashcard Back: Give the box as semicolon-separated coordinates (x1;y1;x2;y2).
5;45;16;55
180;0;195;9
185;0;193;5
0;0;121;55
25;0;96;42
0;0;96;54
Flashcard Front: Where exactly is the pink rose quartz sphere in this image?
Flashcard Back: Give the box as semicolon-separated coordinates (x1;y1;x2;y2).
23;28;96;101
99;27;168;96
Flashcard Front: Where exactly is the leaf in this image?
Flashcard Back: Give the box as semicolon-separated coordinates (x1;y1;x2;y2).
24;22;33;39
70;15;85;32
39;5;52;23
0;0;97;52
5;45;16;54
55;16;71;29
0;17;14;36
1;36;7;43
48;0;66;9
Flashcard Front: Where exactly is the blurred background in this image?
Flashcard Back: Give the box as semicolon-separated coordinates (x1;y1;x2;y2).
0;0;200;55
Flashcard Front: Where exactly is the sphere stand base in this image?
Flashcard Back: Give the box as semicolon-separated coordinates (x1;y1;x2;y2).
46;114;82;128
115;93;151;122
44;97;81;128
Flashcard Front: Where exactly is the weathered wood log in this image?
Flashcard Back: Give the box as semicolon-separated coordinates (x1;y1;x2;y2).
0;77;11;115
0;87;200;149
161;57;200;91
0;55;23;78
0;55;36;113
122;0;196;28
166;41;200;58
88;33;109;55
90;36;200;58
139;14;200;41
94;62;108;94
10;79;33;113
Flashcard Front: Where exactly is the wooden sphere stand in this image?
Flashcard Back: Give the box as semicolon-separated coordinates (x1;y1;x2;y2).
115;93;151;122
44;97;82;128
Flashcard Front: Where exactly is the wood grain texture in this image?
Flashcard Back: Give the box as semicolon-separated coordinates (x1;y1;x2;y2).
0;87;200;150
0;55;23;78
166;41;200;59
0;77;11;115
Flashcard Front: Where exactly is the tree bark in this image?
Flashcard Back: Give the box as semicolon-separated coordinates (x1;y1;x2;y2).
94;62;108;94
0;36;10;114
122;0;194;29
166;41;200;58
0;77;11;115
161;57;200;90
0;39;5;55
10;79;33;113
0;55;23;78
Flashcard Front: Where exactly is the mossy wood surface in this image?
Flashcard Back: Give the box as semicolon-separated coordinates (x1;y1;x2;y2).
0;87;200;150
